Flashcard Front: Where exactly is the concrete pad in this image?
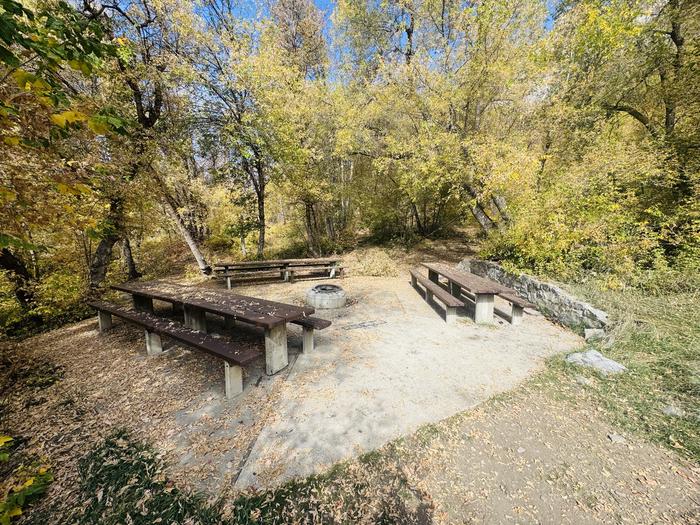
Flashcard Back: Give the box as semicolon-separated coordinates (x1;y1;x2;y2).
233;276;582;489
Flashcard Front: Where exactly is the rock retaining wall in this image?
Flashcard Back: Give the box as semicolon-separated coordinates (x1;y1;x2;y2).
458;259;608;332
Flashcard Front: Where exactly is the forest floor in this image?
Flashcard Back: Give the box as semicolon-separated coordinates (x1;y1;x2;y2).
1;242;699;524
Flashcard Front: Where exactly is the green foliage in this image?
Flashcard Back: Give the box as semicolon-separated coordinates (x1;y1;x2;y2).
0;436;53;525
73;431;221;525
67;430;429;525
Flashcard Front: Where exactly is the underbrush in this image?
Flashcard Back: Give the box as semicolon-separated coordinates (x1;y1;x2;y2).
55;430;430;525
550;283;700;463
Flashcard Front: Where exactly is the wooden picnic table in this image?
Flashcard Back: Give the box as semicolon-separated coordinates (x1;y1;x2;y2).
420;263;507;323
214;257;344;287
214;257;341;272
419;263;534;324
112;281;314;375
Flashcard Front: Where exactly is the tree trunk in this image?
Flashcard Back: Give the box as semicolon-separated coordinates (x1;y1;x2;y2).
163;199;212;275
89;197;124;290
256;188;265;259
240;234;247;257
122;237;142;280
0;248;34;308
464;184;499;232
304;202;319;256
491;195;511;224
470;204;497;232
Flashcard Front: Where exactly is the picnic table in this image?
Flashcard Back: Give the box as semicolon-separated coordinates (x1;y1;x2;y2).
112;281;314;375
416;263;534;324
214;257;343;288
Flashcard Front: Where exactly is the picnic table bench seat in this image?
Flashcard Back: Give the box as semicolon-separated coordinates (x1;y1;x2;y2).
88;300;257;398
290;316;332;352
410;269;464;323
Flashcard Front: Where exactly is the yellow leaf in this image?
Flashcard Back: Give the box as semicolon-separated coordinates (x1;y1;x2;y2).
22;477;34;488
0;436;13;447
8;506;22;517
38;467;48;475
56;183;72;194
3;136;20;146
51;110;88;128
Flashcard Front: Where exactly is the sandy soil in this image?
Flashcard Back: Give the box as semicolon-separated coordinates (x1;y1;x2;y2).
1;255;698;523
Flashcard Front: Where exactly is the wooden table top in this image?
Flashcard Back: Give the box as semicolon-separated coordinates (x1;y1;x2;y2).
214;257;341;269
112;281;314;329
420;262;510;295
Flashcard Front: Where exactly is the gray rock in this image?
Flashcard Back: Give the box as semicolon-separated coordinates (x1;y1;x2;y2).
584;328;606;341
607;433;627;445
575;375;594;387
662;405;685;418
566;350;627;375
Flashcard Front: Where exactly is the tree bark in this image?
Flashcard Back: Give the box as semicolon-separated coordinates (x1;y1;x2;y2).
163;199;212;275
0;248;34;308
491;195;511;224
256;189;266;259
470;204;497;232
122;237;141;280
88;197;124;290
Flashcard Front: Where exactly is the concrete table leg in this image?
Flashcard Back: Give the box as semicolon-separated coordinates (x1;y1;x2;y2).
133;295;154;313
145;330;163;355
264;323;288;375
224;362;243;398
474;293;495;323
511;305;524;325
302;326;314;353
410;274;417;287
426;290;434;303
445;306;457;324
184;306;207;332
97;311;112;332
428;269;439;284
226;276;232;290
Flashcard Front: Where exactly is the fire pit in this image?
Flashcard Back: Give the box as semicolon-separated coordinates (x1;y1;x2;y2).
306;284;347;309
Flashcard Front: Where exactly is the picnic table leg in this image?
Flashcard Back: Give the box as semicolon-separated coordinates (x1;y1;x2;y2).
133;295;154;313
473;293;495;323
226;276;232;290
510;304;524;325
144;330;163;355
302;326;314;353
428;269;439;284
445;306;457;324
97;311;112;332
264;323;288;375
224;362;243;398
184;305;207;332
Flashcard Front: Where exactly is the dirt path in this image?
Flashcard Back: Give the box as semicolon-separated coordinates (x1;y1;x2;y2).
401;382;700;524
